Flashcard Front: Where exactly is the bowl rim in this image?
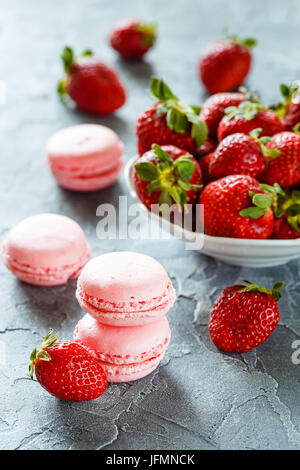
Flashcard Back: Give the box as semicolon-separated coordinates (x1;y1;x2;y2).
124;156;300;248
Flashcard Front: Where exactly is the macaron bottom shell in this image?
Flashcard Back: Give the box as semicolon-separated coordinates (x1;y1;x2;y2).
2;245;91;286
96;353;165;383
49;158;123;192
73;314;171;383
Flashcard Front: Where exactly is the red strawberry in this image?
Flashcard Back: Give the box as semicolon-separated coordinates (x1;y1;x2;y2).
199;152;214;184
29;330;107;402
57;46;126;115
199;34;257;94
199;92;246;136
196;137;218;158
110;19;156;59
134;144;202;211
199;174;274;238
208;279;284;353
271;82;300;131
208;128;280;181
261;131;300;187
269;188;300;239
272;216;300;239
136;77;208;155
218;101;284;141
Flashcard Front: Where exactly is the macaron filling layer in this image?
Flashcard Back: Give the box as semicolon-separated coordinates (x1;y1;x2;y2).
76;281;176;321
2;244;90;285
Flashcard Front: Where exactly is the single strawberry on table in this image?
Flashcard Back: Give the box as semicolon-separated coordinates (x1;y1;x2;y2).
134;144;202;211
208;128;280;181
57;46;126;115
209;279;284;353
29;329;107;402
110;19;157;59
217;100;284;141
136;77;208;155
199;33;257;94
261;129;300;188
199;174;275;239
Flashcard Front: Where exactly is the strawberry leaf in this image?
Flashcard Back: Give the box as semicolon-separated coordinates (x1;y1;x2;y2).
135;162;159;181
61;46;75;73
150;77;177;101
175;159;195;182
239;207;265;218
252;193;272;209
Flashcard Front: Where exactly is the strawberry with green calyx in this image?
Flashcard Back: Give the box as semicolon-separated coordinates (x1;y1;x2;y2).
199;175;274;239
270;81;300;130
208;128;280;181
134;144;202;211
209;279;284;353
110;19;157;59
260;129;300;188
29;329;58;378
239;182;285;220
57;46;126;115
199;31;257;94
218;100;284;141
271;189;300;239
29;329;107;402
136;77;208;155
199;87;260;138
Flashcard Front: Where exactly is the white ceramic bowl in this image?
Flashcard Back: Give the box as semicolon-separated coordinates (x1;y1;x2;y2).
124;157;300;268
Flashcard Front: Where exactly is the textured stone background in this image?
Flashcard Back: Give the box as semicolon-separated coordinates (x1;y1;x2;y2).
1;0;300;450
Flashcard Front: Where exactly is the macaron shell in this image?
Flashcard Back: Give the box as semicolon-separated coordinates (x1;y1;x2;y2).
47;124;124;192
1;213;90;286
74;314;171;359
97;354;164;383
1;253;90;286
77;252;171;303
76;281;176;326
51;157;123;192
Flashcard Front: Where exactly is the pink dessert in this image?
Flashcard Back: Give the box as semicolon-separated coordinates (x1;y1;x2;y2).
74;314;171;382
76;251;176;326
46;124;124;192
1;213;90;286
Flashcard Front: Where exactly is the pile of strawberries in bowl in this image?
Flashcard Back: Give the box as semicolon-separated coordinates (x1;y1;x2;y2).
125;34;300;267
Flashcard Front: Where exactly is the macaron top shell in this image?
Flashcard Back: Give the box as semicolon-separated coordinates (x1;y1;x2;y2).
74;313;170;360
2;213;90;271
46;124;124;171
77;251;171;303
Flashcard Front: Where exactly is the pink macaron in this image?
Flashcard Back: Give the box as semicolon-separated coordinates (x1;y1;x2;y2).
76;251;176;326
46;124;124;192
1;213;90;286
74;313;171;382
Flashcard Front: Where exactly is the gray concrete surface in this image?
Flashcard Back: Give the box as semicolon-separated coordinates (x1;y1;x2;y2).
1;0;300;450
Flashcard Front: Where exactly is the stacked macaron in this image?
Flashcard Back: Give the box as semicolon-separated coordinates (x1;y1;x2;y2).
74;251;176;382
46;124;124;192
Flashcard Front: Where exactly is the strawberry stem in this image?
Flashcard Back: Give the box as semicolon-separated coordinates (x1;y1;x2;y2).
29;329;58;379
137;21;157;47
237;279;285;301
